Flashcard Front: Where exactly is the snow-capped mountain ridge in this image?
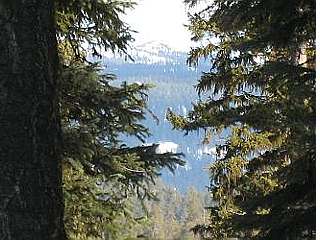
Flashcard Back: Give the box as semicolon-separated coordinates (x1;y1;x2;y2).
103;41;188;65
135;41;175;54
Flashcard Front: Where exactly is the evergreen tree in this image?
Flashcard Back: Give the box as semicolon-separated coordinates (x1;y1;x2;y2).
0;0;184;238
128;180;209;240
55;1;184;238
135;180;182;240
0;1;65;239
60;61;183;238
168;0;315;239
184;187;206;231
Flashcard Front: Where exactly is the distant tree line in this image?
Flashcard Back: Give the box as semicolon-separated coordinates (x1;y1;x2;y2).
111;179;211;240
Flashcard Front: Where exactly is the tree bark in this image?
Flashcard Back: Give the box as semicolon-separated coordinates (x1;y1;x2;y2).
0;1;66;239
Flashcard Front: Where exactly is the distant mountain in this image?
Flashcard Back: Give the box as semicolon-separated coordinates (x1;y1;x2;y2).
101;41;188;65
100;41;221;192
99;41;209;80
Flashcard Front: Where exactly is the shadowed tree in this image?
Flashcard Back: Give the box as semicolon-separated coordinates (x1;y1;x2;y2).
0;0;184;239
0;1;65;239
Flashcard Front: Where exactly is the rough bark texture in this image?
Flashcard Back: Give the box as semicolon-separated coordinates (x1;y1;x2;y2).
0;1;66;239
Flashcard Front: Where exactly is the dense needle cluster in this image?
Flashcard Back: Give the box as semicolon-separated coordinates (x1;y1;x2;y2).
168;0;315;239
55;1;184;238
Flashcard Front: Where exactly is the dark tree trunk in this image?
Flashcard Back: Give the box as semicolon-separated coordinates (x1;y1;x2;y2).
0;1;66;239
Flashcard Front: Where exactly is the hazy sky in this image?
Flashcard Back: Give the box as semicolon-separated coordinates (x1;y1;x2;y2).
125;0;193;51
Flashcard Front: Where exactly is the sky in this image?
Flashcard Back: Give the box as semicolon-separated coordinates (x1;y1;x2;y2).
125;0;193;51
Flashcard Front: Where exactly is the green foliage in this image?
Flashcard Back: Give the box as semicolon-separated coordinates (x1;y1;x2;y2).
54;1;185;239
55;0;135;58
59;54;184;239
170;0;315;239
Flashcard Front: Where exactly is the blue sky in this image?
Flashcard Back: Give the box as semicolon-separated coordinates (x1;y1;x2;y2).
125;0;193;51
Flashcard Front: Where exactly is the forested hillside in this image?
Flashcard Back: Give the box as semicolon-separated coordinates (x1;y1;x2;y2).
109;179;212;239
99;41;219;192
